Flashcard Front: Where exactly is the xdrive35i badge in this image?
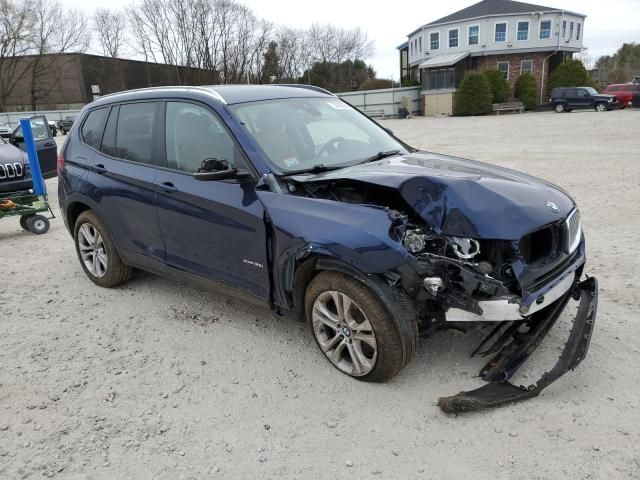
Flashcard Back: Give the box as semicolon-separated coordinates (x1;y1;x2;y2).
546;201;559;213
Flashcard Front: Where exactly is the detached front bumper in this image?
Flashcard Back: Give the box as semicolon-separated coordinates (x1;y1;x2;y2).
438;276;598;414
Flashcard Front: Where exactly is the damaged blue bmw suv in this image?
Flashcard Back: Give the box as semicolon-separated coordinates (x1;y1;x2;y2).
58;85;597;412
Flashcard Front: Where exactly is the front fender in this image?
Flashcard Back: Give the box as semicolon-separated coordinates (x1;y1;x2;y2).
257;190;414;309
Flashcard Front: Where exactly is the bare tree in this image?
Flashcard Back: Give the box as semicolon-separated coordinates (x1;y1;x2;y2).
93;8;127;58
307;23;373;64
28;0;90;109
0;0;34;110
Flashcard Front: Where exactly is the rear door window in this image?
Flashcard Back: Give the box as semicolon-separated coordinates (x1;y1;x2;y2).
80;108;109;150
100;102;160;165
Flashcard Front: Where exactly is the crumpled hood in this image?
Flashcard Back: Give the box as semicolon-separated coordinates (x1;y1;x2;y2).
291;152;575;240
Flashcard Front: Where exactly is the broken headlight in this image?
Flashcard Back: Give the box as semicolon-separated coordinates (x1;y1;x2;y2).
402;229;481;261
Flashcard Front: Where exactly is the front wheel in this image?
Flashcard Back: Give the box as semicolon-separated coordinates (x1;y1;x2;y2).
305;271;414;382
595;102;607;112
74;210;131;287
554;103;566;113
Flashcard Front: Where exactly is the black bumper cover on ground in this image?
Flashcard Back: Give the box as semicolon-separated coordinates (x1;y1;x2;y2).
438;277;598;414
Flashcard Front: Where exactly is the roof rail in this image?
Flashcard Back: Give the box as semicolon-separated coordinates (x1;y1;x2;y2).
97;85;226;104
275;84;335;96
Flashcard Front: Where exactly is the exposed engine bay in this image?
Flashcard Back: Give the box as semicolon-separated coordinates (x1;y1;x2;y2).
287;178;524;325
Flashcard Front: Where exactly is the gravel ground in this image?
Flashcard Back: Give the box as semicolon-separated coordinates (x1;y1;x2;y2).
1;109;639;479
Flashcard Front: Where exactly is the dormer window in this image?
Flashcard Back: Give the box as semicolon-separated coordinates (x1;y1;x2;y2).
495;23;507;42
539;20;552;39
449;29;459;48
517;21;529;41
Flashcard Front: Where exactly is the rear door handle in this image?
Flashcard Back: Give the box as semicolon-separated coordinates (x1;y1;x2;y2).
157;181;178;193
92;164;107;174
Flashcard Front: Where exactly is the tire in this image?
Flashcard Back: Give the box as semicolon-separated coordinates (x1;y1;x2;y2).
305;271;414;382
26;215;49;234
554;103;565;113
19;214;32;231
74;210;131;287
595;102;607;112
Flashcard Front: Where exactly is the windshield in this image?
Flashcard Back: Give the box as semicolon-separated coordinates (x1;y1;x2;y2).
231;97;408;173
584;87;598;95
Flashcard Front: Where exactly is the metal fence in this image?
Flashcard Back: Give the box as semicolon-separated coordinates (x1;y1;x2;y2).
335;86;421;118
0;109;82;129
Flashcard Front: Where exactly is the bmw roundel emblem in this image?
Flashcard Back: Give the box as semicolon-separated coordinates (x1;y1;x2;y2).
546;201;559;213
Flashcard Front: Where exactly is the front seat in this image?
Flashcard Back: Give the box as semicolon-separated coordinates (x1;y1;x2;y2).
253;108;295;164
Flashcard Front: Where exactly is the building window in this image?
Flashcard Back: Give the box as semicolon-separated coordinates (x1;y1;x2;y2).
419;36;422;52
539;20;552;39
497;61;510;80
449;29;459;48
517;21;529;41
468;25;479;45
521;59;533;75
495;23;507;42
410;42;413;56
576;23;581;40
569;21;574;39
562;20;567;38
423;67;456;90
430;32;439;50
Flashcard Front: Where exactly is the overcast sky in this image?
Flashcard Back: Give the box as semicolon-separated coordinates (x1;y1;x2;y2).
68;0;640;80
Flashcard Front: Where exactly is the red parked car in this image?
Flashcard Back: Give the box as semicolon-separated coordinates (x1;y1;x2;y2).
603;83;636;108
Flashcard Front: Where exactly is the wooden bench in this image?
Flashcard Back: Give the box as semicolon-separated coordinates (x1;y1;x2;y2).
364;109;386;118
492;102;524;115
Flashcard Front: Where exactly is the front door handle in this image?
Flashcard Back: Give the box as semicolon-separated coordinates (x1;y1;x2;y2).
43;141;56;147
92;164;107;174
157;181;178;193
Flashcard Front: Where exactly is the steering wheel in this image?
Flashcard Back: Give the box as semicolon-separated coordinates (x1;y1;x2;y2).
317;136;346;157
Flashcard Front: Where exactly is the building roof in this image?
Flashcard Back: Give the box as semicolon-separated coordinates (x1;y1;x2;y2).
408;0;585;35
427;0;561;26
419;52;470;69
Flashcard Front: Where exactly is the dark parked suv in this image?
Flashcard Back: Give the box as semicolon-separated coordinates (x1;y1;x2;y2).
549;86;618;112
58;85;598;412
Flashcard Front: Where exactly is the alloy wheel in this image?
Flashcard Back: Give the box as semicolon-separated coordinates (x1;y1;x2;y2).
311;290;377;376
596;103;606;112
77;223;108;278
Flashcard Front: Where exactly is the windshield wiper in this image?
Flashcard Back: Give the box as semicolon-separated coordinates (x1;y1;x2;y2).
361;149;402;164
281;163;345;176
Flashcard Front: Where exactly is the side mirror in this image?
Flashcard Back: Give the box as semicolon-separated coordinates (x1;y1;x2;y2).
193;167;251;181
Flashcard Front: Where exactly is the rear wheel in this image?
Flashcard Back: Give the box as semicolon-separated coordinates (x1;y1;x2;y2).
305;271;414;382
74;210;131;287
595;102;607;112
554;103;565;113
19;214;32;231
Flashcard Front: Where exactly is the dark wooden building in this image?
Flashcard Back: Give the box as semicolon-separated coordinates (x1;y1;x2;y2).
0;53;219;112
